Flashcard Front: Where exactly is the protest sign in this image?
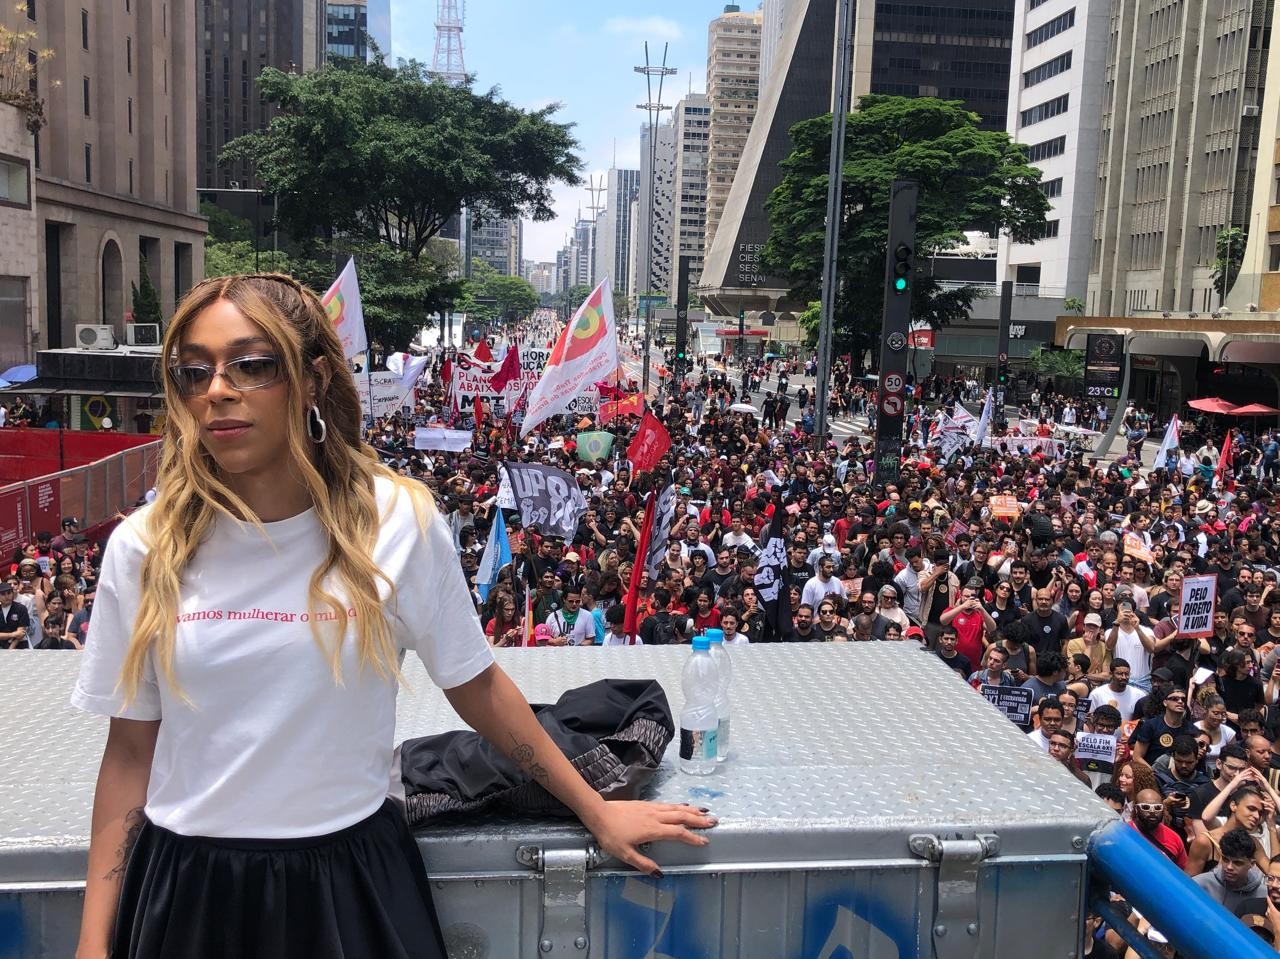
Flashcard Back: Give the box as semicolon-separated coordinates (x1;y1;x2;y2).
1074;732;1118;767
989;495;1020;519
943;520;969;549
357;371;406;420
981;685;1034;726
1179;574;1216;638
1123;533;1155;564
413;427;472;452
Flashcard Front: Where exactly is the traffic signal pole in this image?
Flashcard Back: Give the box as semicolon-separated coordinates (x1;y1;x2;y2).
996;280;1013;423
814;0;856;439
873;181;919;487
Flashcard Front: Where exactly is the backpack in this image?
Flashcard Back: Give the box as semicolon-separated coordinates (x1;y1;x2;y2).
649;614;683;646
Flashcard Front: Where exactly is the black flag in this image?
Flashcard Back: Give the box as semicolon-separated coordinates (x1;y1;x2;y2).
753;502;792;642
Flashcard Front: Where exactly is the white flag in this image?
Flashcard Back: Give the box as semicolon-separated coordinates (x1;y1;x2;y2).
521;278;619;435
952;402;978;440
975;388;994;445
385;352;430;394
321;258;368;360
1154;414;1180;470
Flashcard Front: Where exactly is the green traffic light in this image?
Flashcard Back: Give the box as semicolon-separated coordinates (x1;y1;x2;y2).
894;277;908;292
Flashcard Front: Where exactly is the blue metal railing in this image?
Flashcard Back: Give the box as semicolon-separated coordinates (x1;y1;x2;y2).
1088;819;1275;959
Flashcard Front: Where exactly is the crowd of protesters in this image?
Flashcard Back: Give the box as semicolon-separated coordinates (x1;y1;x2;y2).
355;317;1280;952
0;516;99;650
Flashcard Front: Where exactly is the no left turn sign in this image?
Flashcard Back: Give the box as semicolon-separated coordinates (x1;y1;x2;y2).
881;394;904;417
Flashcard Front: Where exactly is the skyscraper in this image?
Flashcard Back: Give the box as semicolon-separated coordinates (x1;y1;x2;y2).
759;0;790;89
633;120;677;307
704;5;763;260
598;168;640;293
997;0;1111;303
468;214;522;276
1088;0;1273;315
669;92;711;303
325;2;369;60
198;1;326;192
700;0;1017;317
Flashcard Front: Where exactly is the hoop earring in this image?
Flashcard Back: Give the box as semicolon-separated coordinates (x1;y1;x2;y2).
307;404;328;444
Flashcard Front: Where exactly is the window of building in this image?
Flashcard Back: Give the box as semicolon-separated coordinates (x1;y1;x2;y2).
1027;9;1074;48
84;143;92;183
1020;94;1069;127
27;50;37;93
25;0;34;21
1024;51;1071;88
1270;244;1280;272
128;159;134;195
1029;0;1054;8
1033;219;1060;240
82;76;90;116
0;154;31;208
32;133;39;170
1040;177;1063;198
1026;135;1067;163
128;97;133;133
81;8;89;49
127;37;132;74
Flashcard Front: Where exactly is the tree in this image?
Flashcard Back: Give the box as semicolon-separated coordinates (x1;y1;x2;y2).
457;261;539;327
1211;227;1248;300
763;95;1050;360
131;261;163;326
221;58;581;261
1063;296;1086;316
554;284;594;320
1027;347;1084;383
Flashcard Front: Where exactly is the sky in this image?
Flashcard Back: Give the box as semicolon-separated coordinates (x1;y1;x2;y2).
390;1;733;263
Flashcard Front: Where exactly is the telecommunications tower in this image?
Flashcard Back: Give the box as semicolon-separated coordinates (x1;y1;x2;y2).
432;0;467;83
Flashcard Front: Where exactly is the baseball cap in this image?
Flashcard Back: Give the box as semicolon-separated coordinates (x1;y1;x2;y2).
1084;613;1103;627
905;625;925;640
61;517;79;528
0;582;13;594
564;551;580;562
909;501;923;511
1151;667;1175;682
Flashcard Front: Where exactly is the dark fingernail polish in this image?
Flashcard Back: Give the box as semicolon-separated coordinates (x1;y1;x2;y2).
699;806;711;813
653;868;665;879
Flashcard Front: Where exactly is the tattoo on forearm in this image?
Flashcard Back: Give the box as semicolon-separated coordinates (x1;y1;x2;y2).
509;734;550;786
104;807;145;881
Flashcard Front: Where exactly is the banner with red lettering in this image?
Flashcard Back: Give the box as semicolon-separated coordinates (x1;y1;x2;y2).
600;393;643;425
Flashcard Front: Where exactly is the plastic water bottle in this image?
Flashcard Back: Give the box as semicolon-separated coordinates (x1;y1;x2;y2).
679;634;720;774
706;628;732;763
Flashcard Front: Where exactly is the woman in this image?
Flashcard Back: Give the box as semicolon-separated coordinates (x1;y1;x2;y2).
691;589;721;632
876;584;910;633
1057;578;1087;633
484;592;522;648
814;601;848;642
1188;782;1280;874
1112;758;1159;822
70;275;714;959
1194;694;1237;760
986;581;1020;636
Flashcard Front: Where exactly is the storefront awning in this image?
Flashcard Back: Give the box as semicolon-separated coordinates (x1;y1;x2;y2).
0;378;161;398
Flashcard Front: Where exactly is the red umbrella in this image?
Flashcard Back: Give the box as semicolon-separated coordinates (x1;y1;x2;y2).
1186;397;1238;414
1229;403;1280;416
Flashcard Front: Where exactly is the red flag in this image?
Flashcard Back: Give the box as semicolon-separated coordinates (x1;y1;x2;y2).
523;578;536;647
441;356;453;385
1216;430;1233;487
627;411;671;474
489;345;522;392
475;395;487;427
623;491;656;642
473;339;494;364
600;393;644;425
595;381;624;400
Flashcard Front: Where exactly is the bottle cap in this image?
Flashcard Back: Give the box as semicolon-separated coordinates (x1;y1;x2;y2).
706;628;725;644
691;635;711;651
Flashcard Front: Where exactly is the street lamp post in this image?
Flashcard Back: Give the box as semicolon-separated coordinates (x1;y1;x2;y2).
635;43;675;397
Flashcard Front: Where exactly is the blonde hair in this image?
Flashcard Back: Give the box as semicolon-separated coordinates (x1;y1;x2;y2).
120;273;434;705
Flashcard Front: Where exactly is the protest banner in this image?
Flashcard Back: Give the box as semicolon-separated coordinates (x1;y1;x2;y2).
502;462;588;540
1179;574;1216;638
413;427;472;452
989;495;1020;519
356;371;405;420
981;685;1034;726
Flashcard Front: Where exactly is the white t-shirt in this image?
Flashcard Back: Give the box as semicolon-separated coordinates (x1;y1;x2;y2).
1089;682;1147;722
71;476;495;838
1112;627;1152;681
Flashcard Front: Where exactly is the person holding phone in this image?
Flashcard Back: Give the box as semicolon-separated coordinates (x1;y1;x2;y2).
1106;598;1156;690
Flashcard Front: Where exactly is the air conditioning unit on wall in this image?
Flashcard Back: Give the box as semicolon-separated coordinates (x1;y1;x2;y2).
126;322;160;346
75;324;117;351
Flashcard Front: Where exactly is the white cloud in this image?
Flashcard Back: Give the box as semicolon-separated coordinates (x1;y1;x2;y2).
603;16;684;42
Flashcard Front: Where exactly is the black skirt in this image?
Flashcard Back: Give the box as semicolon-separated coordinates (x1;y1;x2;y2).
111;800;446;959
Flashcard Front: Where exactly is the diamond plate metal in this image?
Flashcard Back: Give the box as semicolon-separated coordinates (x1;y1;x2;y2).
1;644;1115;885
